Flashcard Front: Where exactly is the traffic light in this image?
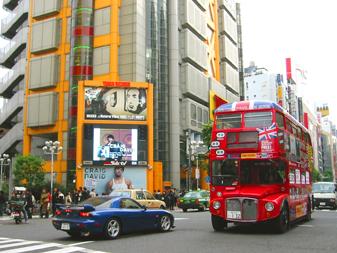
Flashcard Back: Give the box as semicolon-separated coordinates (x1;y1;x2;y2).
182;165;188;173
139;126;147;141
84;124;93;139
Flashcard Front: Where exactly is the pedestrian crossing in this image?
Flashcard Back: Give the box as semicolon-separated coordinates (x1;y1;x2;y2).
0;237;107;253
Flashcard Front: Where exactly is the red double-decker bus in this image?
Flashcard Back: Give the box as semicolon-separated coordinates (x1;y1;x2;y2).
209;100;314;233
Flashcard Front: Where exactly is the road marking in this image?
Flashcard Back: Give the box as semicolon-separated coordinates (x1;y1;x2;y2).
0;241;40;249
68;241;95;247
0;242;60;253
0;239;24;244
40;246;92;253
175;218;189;220
0;237;108;253
297;225;313;227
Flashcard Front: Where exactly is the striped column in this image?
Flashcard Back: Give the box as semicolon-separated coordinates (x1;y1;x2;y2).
67;0;94;185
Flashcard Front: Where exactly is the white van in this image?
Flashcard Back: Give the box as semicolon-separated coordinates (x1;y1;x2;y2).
312;182;337;209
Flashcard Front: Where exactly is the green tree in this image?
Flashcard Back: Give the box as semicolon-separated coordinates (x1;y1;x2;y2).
200;120;213;176
13;154;46;189
311;169;322;183
323;170;333;182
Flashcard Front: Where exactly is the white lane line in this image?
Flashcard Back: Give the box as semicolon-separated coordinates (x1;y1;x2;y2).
0;241;40;249
68;241;95;247
0;239;24;244
297;225;313;227
40;246;88;253
175;218;189;220
0;243;60;253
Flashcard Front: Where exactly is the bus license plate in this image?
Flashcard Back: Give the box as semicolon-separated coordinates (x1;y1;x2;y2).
320;202;326;206
227;211;241;219
61;223;70;230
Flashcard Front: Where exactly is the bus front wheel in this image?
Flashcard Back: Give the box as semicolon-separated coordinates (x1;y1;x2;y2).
211;214;227;231
275;205;289;234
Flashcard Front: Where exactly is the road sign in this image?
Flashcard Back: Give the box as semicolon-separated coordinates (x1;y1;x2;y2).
196;146;208;154
204;176;210;183
195;169;200;179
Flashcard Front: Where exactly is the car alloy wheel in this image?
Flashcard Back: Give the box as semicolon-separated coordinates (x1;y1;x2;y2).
104;218;121;239
159;214;171;232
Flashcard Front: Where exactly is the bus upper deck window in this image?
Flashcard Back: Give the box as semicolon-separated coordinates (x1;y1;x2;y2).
244;111;272;128
276;112;285;129
215;114;242;129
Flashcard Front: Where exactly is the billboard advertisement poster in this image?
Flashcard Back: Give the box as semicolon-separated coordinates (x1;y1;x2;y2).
85;87;147;121
83;167;147;195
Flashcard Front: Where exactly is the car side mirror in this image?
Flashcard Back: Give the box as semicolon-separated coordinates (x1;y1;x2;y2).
142;205;148;211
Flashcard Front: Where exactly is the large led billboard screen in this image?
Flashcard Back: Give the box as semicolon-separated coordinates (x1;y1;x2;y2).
82;124;148;166
84;87;147;121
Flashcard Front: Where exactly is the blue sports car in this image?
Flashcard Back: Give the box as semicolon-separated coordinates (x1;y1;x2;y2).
52;196;175;239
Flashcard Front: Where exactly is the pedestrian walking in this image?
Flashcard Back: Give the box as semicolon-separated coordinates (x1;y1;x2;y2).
65;192;72;204
0;190;6;217
73;189;79;204
25;189;33;219
58;190;64;204
51;187;58;217
168;189;175;210
90;189;96;198
40;188;49;218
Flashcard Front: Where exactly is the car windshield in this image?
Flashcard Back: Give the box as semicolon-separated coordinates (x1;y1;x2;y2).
312;183;335;193
80;197;113;208
184;192;202;198
109;191;132;197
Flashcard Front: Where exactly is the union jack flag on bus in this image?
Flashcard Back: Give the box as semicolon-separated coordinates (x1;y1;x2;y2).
257;123;277;141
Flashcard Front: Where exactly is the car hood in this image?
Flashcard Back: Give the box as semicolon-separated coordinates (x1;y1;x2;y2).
238;185;281;199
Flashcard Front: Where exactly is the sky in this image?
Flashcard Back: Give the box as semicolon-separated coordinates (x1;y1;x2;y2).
237;0;337;122
0;0;336;121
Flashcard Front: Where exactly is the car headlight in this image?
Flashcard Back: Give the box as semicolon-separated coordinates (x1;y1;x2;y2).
331;199;336;202
265;202;274;212
213;201;221;210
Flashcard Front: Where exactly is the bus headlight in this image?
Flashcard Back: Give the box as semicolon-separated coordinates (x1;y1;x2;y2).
265;202;274;212
213;201;221;210
216;192;222;197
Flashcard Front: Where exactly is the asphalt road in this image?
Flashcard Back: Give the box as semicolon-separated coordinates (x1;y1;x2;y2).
0;208;337;253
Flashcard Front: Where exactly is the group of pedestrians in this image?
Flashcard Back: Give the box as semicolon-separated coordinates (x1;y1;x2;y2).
153;189;178;210
40;186;96;218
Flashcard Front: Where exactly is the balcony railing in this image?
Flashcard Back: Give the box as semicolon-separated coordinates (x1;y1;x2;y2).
0;58;26;98
0;26;28;68
1;0;29;39
0;90;24;128
0;122;23;155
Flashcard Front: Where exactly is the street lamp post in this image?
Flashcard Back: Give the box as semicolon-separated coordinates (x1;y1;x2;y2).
195;141;204;189
0;154;10;191
42;141;63;213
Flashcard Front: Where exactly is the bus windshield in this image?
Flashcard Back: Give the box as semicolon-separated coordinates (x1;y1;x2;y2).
212;160;239;186
241;159;286;184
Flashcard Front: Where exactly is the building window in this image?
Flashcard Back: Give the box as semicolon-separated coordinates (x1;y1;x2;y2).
191;104;196;120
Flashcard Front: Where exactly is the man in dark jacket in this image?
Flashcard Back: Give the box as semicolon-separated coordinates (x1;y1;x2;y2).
25;189;33;219
0;190;6;217
51;187;58;217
